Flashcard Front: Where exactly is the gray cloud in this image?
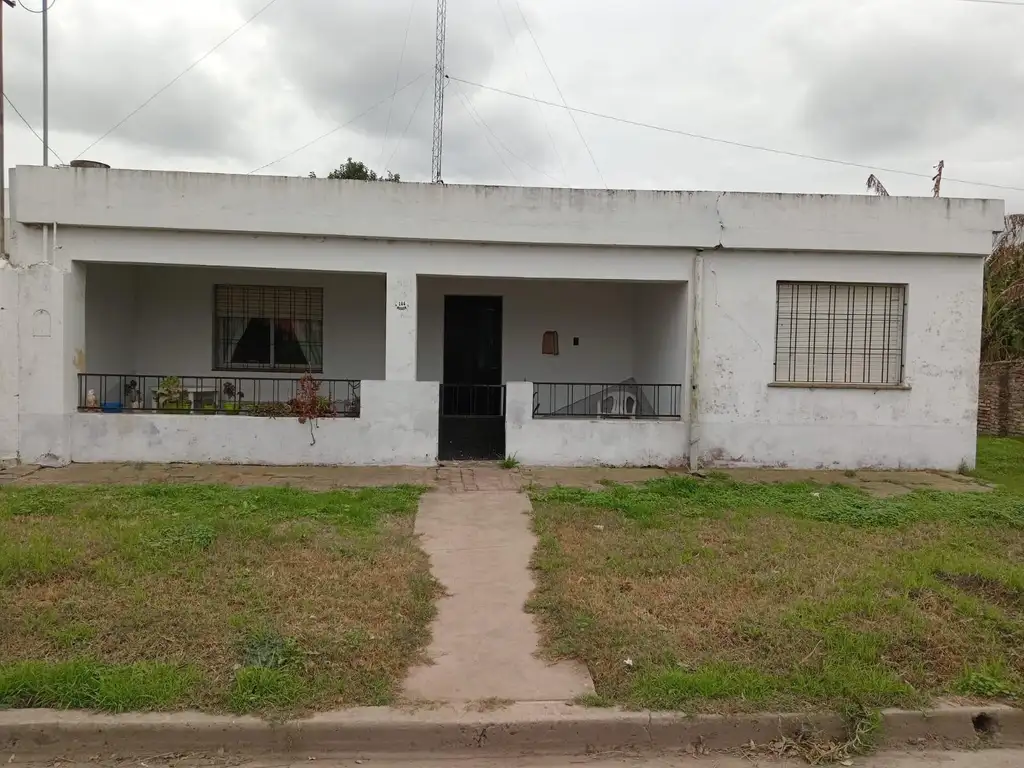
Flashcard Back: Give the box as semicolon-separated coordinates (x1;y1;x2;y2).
5;0;262;162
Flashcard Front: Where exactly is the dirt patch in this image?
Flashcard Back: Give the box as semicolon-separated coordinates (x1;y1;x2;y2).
936;572;1024;613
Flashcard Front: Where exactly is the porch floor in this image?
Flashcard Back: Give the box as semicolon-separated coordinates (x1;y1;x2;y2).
0;462;988;496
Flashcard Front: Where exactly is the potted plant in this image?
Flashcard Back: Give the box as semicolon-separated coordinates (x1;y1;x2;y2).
156;376;189;412
221;381;245;414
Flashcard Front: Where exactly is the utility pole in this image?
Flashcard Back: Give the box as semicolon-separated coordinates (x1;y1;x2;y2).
430;0;447;184
42;0;48;166
0;0;14;259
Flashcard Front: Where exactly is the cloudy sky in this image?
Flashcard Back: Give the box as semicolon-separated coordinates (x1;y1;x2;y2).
3;0;1023;209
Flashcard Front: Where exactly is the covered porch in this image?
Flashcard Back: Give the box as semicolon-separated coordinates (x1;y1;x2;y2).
416;276;689;465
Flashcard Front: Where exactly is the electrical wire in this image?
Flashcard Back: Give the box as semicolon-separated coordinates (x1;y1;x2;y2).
379;0;417;168
453;81;560;184
493;0;567;182
511;0;606;188
250;71;431;174
952;0;1024;6
384;79;432;172
448;75;1024;194
452;83;520;183
4;93;65;165
17;0;57;13
73;0;282;161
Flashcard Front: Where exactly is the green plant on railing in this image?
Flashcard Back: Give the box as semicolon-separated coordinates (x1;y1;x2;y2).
156;376;190;412
221;381;246;414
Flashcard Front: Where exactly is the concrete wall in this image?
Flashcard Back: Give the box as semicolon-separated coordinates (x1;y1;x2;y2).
695;252;984;470
85;264;386;382
505;382;688;466
85;263;137;375
633;282;687;386
11;167;1004;256
0;262;18;461
71;380;438;465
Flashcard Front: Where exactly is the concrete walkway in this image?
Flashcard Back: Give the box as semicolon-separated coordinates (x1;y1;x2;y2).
404;490;594;703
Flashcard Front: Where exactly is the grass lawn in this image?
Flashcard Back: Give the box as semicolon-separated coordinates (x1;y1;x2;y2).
530;437;1024;715
0;484;438;715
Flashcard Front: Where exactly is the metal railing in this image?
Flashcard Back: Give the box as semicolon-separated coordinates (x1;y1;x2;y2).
532;382;682;420
77;374;360;417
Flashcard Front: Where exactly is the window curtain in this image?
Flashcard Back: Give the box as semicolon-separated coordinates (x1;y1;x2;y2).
293;320;323;369
222;317;249;367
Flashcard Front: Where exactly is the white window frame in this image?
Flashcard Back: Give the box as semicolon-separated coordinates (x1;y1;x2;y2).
773;281;907;388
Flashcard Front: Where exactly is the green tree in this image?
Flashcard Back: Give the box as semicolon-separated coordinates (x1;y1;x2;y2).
308;158;400;182
982;214;1024;362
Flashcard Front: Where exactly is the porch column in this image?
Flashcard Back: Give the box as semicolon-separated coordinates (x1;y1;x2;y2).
18;258;85;465
385;272;417;380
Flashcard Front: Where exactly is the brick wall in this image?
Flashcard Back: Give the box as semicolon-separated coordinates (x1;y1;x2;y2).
978;361;1024;436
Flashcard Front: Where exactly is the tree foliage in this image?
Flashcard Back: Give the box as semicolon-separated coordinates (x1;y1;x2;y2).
982;214;1024;362
308;158;400;182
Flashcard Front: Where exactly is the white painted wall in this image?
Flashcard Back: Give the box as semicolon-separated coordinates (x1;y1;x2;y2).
85;263;137;376
71;380;438;465
696;252;984;470
11;167;1004;256
0;262;19;461
506;383;688;466
417;277;643;384
84;265;386;382
633;282;687;386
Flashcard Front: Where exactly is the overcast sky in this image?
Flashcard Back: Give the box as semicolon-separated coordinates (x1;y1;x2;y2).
3;0;1023;209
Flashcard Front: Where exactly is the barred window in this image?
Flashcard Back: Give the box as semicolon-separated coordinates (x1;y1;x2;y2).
214;285;323;372
774;282;906;386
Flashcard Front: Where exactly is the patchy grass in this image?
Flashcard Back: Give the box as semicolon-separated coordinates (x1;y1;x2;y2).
529;439;1024;714
0;484;438;715
974;436;1024;493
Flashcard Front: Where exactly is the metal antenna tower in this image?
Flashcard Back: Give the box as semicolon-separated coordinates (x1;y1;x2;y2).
430;0;447;183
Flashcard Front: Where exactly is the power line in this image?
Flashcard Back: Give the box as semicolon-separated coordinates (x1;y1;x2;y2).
384;79;431;172
4;92;64;164
250;71;430;174
452;80;560;184
449;75;1024;195
493;0;567;182
452;83;519;183
73;0;282;161
379;0;417;168
510;0;606;188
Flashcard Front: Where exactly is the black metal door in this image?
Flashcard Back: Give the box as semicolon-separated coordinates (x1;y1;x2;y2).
439;296;505;461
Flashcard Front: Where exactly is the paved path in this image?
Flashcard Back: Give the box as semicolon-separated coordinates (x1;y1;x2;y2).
403;490;594;703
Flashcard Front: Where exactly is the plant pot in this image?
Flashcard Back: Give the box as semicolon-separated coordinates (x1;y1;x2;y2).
101;402;123;413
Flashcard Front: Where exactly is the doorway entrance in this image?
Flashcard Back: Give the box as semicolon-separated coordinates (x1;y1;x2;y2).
438;295;506;461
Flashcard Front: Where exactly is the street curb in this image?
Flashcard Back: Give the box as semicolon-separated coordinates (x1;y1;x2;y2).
2;702;1022;760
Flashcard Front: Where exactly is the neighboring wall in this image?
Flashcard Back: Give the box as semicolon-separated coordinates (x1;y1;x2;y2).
978;361;1024;436
696;252;984;470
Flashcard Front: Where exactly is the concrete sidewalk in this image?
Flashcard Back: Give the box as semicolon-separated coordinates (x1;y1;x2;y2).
404;491;594;702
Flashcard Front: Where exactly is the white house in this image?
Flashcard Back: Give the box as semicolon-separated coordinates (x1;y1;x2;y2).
0;166;1004;469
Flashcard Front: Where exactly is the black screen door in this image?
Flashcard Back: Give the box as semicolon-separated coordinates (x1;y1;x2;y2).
439;295;504;459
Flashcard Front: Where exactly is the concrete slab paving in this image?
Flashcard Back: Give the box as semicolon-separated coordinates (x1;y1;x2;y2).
403;491;594;703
